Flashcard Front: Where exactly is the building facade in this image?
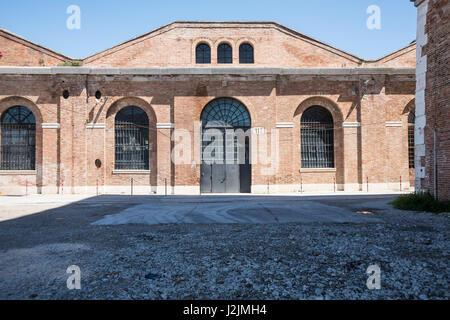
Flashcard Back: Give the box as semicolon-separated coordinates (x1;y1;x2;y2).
412;0;449;200
0;22;416;195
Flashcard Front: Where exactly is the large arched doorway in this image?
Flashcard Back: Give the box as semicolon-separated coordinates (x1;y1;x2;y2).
200;98;251;193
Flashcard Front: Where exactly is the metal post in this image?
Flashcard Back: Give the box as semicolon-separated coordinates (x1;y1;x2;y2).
400;176;402;192
267;178;270;194
25;179;28;196
96;179;99;196
61;180;64;195
367;176;369;193
165;178;167;196
334;177;336;193
300;175;303;194
131;178;134;196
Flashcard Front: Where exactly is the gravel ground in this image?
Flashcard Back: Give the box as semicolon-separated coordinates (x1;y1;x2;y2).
0;194;448;300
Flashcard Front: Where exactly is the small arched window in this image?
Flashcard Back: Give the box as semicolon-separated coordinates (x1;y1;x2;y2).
217;43;232;64
239;43;254;64
115;107;149;170
0;106;36;170
196;43;211;64
408;110;415;169
301;106;334;168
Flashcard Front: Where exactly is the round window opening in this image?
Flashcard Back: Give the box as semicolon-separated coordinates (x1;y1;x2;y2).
95;159;102;168
95;90;102;100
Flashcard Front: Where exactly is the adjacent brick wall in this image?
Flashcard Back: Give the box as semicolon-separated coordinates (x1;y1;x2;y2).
0;29;69;66
414;0;450;199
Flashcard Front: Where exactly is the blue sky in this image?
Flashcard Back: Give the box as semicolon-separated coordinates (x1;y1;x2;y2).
0;0;417;60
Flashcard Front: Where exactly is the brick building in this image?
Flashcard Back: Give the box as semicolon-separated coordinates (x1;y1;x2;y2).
412;0;449;200
0;22;416;195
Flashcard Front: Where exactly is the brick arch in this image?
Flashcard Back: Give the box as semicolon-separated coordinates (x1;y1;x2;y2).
192;38;214;64
236;38;256;57
236;37;256;49
105;97;157;189
0;96;43;192
293;96;343;124
195;96;255;128
106;97;157;124
293;96;345;187
215;38;235;63
0;96;43;124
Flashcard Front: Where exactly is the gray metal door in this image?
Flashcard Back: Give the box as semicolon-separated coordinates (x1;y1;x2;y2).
200;98;252;194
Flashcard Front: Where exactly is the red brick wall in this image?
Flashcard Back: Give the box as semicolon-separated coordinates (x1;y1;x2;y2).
0;73;415;194
0;22;417;194
420;0;450;200
0;30;68;66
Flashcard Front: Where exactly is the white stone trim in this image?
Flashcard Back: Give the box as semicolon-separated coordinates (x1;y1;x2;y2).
300;168;337;173
0;66;416;76
157;123;174;129
112;170;151;175
86;123;106;129
386;122;402;127
342;122;360;128
0;170;37;175
41;123;60;129
276;122;294;128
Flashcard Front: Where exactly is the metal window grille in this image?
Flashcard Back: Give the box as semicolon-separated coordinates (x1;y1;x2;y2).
239;43;254;64
217;44;232;64
196;43;211;64
0;106;36;170
408;111;415;169
301;106;334;168
115;107;149;170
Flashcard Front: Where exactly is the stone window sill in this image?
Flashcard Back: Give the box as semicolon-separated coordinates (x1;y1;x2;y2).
0;170;37;175
112;170;151;175
300;168;337;173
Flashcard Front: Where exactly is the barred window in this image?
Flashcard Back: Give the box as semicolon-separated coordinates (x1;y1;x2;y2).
115;107;149;170
239;43;254;64
301;106;334;168
0;106;36;170
196;43;211;64
218;43;232;64
408;110;415;169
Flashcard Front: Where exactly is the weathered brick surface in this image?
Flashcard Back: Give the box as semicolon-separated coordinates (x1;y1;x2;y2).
0;22;416;194
0;29;68;66
414;0;449;200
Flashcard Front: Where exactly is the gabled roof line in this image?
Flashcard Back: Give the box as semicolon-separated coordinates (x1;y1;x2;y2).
83;21;365;64
364;41;416;63
1;22;418;64
0;27;72;61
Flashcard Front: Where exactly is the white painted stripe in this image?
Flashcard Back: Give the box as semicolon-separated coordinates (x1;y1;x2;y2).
157;123;174;129
41;123;60;129
386;122;402;127
86;123;106;129
342;122;360;128
276;122;294;128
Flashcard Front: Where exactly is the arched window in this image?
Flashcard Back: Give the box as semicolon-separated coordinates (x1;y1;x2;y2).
196;43;211;64
239;43;254;64
0;106;36;170
408;110;415;169
217;43;232;64
115;107;149;170
201;98;251;128
301;106;334;168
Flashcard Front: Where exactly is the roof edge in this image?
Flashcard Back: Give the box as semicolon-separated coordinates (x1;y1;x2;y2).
0;27;72;61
